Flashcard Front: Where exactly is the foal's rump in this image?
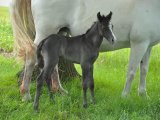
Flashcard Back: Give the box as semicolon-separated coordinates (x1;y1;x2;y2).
36;34;66;68
36;39;46;68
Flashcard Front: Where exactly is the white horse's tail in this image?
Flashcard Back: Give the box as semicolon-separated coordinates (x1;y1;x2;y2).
10;0;35;59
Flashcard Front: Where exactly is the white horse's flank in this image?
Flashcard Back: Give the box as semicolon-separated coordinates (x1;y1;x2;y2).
10;0;160;100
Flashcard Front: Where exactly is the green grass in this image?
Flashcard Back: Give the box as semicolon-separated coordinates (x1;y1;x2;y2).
1;6;160;120
0;6;9;18
0;47;160;120
0;7;13;52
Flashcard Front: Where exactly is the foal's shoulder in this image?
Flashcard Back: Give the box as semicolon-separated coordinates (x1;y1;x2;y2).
45;34;66;40
67;34;84;41
48;34;62;38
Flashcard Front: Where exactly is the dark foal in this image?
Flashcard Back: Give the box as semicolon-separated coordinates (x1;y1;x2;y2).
34;12;116;110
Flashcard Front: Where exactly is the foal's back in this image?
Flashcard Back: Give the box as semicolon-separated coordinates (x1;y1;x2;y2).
42;34;87;63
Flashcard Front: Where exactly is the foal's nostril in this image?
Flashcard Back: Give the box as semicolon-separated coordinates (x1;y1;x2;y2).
112;39;114;43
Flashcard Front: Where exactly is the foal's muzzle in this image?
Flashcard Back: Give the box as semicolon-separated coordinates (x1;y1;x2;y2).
112;39;114;44
111;36;117;44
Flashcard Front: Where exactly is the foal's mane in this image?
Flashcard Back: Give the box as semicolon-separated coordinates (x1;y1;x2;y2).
85;22;97;34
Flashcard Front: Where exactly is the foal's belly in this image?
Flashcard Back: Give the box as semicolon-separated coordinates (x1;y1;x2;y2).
60;51;81;64
62;55;80;64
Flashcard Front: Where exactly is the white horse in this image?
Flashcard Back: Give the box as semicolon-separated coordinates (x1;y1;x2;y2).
10;0;160;101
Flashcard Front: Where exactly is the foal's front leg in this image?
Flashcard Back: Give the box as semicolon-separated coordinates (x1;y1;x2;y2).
82;67;88;108
88;65;95;104
81;64;95;107
34;71;44;111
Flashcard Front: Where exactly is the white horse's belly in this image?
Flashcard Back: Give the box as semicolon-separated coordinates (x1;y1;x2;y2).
100;40;130;52
32;0;160;48
67;0;133;51
31;0;79;44
129;0;160;45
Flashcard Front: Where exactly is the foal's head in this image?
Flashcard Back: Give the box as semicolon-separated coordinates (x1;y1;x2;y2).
97;12;116;44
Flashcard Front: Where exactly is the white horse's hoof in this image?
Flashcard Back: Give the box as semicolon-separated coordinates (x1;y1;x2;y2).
138;91;150;100
59;88;68;96
138;91;147;96
22;93;32;102
121;91;129;98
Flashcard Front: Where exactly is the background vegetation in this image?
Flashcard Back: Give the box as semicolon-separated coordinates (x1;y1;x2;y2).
0;6;13;52
0;6;160;120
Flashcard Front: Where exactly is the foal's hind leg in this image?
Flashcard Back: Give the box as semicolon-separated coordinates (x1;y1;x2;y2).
82;67;88;108
35;33;67;96
33;71;44;111
21;51;36;101
45;75;54;100
88;65;95;104
45;67;57;101
139;47;152;96
34;60;58;110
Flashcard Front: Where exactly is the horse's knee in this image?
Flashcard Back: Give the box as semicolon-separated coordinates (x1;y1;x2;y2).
26;54;36;68
127;70;136;81
20;83;32;101
140;65;148;75
20;80;29;95
89;80;94;90
82;80;88;91
21;53;36;88
37;78;43;86
20;84;26;95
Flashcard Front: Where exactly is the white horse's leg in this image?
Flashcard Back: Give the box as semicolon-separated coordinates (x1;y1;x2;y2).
122;42;149;97
138;47;152;96
51;65;68;95
20;50;36;101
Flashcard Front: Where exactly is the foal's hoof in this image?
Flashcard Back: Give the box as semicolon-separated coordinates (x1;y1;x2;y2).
83;103;88;108
33;105;39;112
91;100;96;105
34;108;39;113
90;97;96;104
50;97;55;104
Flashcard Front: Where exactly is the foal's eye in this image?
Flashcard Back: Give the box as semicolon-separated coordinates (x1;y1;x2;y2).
104;27;108;30
112;24;114;29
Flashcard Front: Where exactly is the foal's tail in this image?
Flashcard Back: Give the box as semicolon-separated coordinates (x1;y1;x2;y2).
10;0;35;59
36;39;46;68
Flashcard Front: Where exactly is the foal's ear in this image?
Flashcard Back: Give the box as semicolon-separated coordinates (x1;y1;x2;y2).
106;11;112;21
97;12;102;22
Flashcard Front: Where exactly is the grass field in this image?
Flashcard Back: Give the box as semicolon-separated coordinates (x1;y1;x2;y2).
0;6;13;52
0;7;160;120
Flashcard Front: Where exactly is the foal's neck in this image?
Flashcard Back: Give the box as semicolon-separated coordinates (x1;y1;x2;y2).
85;22;103;48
